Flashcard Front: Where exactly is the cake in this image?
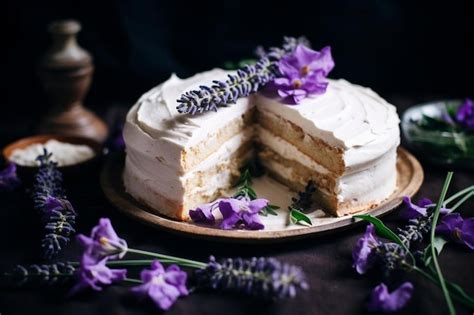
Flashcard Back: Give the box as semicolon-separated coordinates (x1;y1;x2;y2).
123;68;400;220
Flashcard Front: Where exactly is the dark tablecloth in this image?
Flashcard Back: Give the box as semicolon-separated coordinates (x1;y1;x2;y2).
0;101;473;315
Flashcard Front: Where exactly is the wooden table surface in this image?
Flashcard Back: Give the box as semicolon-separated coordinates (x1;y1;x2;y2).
0;100;473;315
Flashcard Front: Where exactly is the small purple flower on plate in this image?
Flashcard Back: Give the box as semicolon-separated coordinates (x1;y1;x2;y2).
70;254;127;295
0;162;21;192
436;213;474;250
77;218;128;261
189;200;220;224
352;224;380;274
132;260;188;311
271;44;334;104
218;197;268;230
456;98;474;131
367;282;413;313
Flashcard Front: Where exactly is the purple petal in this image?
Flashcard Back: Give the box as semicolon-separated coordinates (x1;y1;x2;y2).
436;213;463;236
220;213;241;230
0;162;21;192
417;198;433;208
241;212;265;230
132;260;188;311
352;224;379;274
248;198;269;214
456;98;474;130
189;201;217;224
218;199;240;218
461;218;474;250
308;46;335;76
400;196;428;220
367;282;413;313
278;58;300;79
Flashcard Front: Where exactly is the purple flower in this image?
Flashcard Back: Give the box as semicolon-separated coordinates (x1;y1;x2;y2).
132;260;188;311
456;98;474;130
0;162;21;192
189;200;221;224
70;255;127;295
271;44;334;104
367;282;414;313
352;224;380;274
77;218;128;261
218;197;268;230
400;196;449;220
436;213;474;250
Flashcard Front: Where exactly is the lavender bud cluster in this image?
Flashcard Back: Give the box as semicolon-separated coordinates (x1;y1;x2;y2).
4;262;75;286
33;150;77;259
194;256;308;299
176;37;309;115
374;243;411;276
397;213;433;248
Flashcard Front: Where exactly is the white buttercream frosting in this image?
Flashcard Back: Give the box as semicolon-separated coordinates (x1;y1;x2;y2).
255;79;400;168
123;68;400;217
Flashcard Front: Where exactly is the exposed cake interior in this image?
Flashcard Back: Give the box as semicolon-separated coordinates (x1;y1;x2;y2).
123;69;400;220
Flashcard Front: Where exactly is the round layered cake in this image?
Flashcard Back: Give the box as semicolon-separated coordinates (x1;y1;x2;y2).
123;69;400;220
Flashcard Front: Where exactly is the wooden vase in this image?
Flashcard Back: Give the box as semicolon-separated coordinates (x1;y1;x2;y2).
38;20;108;143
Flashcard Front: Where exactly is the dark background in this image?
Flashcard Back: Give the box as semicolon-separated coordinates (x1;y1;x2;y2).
4;0;474;139
2;1;474;315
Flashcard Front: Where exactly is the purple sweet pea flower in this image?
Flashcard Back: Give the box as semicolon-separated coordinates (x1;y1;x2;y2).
367;282;414;313
400;196;449;220
70;254;127;295
456;98;474;131
436;213;474;250
218;197;268;230
352;224;381;274
272;45;334;104
0;162;21;192
132;260;188;311
189;199;221;224
77;218;128;261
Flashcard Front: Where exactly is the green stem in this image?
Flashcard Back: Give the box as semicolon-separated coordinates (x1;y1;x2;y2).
414;267;474;309
450;191;474;211
430;172;456;315
127;248;207;269
443;185;474;207
124;277;142;284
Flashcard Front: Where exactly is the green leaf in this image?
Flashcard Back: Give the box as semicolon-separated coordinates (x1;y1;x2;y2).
260;204;279;216
446;280;474;308
424;236;448;266
353;214;404;247
289;208;312;226
429;172;455;315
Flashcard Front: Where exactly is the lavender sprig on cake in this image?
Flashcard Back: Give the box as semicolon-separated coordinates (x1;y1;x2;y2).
33;149;77;259
176;57;277;114
176;36;313;114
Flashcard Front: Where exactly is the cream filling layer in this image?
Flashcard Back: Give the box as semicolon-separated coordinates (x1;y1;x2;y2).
124;129;253;203
258;129;398;203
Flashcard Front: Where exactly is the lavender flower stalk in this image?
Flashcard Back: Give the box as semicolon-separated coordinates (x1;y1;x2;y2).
33;150;77;259
176;37;307;114
195;256;308;299
3;262;75;286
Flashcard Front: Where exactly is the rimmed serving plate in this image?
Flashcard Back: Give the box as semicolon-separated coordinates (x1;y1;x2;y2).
100;148;423;243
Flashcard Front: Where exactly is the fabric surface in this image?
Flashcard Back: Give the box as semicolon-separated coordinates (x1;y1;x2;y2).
0;103;473;315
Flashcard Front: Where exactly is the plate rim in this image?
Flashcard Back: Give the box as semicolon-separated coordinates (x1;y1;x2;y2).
100;148;424;243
